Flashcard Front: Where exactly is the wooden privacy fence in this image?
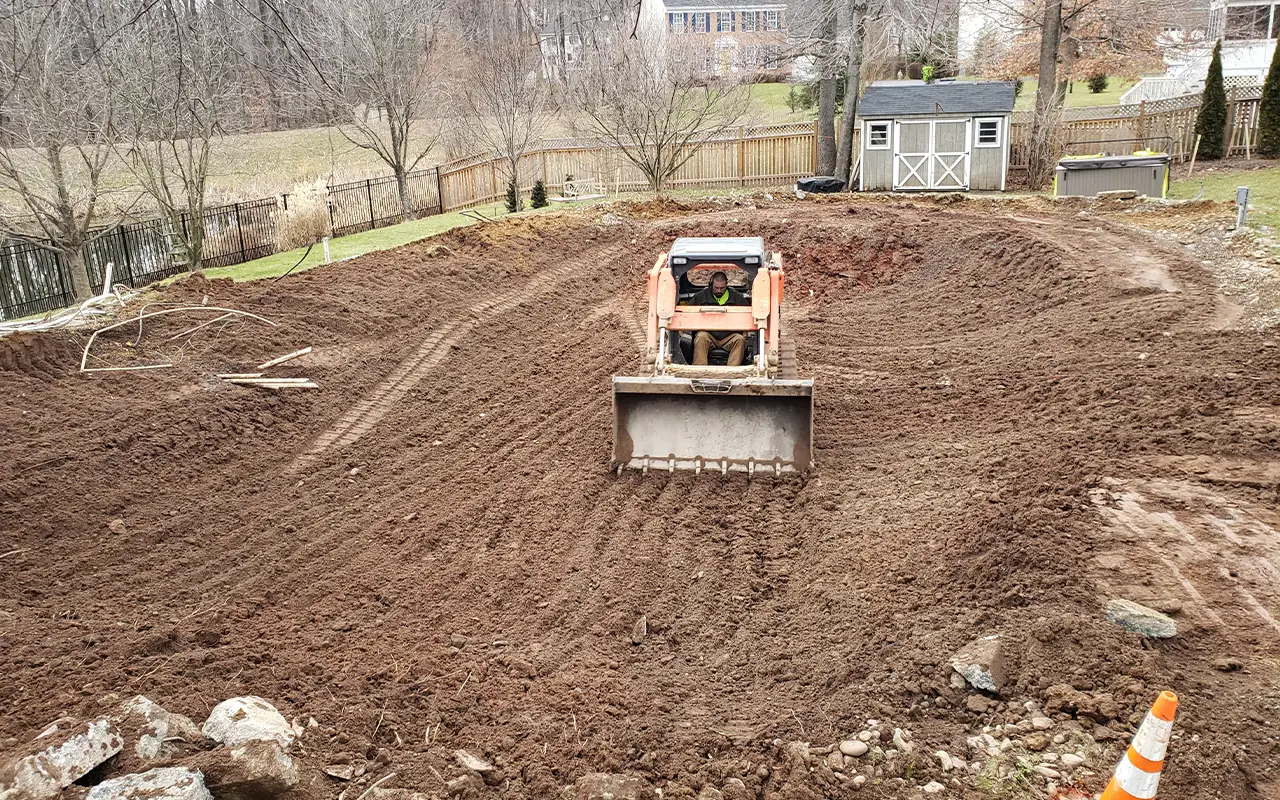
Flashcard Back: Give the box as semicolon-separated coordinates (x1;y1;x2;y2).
1;122;817;320
1009;88;1264;168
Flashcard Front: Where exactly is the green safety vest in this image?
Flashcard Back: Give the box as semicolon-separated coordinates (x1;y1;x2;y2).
714;291;729;305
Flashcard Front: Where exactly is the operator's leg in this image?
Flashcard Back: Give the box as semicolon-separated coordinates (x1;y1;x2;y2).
693;331;714;365
721;333;746;366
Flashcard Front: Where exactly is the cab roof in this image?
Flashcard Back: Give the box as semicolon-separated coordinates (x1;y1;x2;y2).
669;237;766;263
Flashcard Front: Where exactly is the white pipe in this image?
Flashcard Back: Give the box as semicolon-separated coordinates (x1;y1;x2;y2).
655;326;668;373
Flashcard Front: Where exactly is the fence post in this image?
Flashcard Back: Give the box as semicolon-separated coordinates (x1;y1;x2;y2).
234;202;247;264
812;119;819;173
1226;87;1238;156
435;168;446;213
1137;100;1146;144
117;225;131;287
282;193;290;211
366;179;375;229
738;126;746;188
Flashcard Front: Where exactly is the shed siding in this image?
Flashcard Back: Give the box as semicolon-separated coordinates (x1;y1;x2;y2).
856;113;1009;192
971;145;1002;190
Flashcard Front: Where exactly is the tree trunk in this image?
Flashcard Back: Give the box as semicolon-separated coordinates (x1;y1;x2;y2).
835;0;867;187
65;245;93;302
816;6;839;175
395;168;412;222
1028;0;1063;189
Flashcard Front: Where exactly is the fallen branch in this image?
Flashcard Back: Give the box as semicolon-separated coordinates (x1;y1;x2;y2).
223;377;313;385
166;313;235;341
356;773;397;800
80;307;277;374
0;548;29;560
81;363;175;374
257;346;312;370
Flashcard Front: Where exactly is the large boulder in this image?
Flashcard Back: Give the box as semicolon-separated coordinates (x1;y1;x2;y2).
0;718;123;800
85;767;211;800
179;740;300;800
950;635;1006;694
118;697;202;761
201;698;294;749
1105;600;1177;638
572;773;656;800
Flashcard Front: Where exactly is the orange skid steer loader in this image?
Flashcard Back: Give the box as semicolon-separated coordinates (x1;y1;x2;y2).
611;237;815;475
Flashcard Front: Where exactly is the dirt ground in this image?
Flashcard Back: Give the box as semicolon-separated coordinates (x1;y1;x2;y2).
2;194;1279;799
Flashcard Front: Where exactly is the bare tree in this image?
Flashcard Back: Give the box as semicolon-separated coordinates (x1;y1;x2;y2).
0;0;121;301
451;32;553;197
288;0;444;220
565;27;752;194
835;0;870;186
106;0;244;271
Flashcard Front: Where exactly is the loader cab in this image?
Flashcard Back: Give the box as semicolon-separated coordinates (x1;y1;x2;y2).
667;237;769;366
670;236;766;305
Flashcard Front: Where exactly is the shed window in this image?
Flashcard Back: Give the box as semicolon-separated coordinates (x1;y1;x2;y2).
975;118;1001;148
867;122;890;149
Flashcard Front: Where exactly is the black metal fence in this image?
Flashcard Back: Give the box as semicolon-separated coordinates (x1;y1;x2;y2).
0;168;444;321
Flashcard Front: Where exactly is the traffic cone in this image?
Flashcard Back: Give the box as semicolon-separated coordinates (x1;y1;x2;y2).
1100;691;1179;800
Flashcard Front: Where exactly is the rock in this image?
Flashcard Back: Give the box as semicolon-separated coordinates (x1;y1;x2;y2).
892;728;913;754
86;767;211;800
1030;716;1053;731
1106;599;1178;638
1044;684;1122;722
1052;734;1066;744
1212;657;1244;672
1041;752;1059;762
851;775;867;787
697;788;724;800
323;765;358;780
825;752;843;770
839;740;868;757
447;774;483;797
454;750;502;784
1061;753;1086;768
921;781;946;794
1035;765;1061;779
201;697;294;748
1098;189;1139;200
1148;598;1183;614
118;696;202;762
1022;733;1048;751
180;739;299;800
449;634;468;648
935;751;954;771
856;730;873;742
950;635;1005;694
965;695;991;714
720;778;750;800
0;718;123;800
573;772;656;800
108;519;127;535
631;615;648;645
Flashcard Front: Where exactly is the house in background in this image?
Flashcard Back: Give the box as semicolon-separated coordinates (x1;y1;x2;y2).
1121;0;1265;103
654;0;792;77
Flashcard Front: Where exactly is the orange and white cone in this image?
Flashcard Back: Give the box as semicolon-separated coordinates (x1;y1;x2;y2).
1100;691;1179;800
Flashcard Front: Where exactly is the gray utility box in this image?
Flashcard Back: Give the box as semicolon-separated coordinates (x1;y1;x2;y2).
1053;154;1170;198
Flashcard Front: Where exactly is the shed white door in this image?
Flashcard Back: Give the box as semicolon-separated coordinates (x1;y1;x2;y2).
893;119;971;191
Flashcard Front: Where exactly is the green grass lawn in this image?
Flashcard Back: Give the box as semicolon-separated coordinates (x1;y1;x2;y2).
1169;162;1280;230
1013;77;1137;110
749;82;815;124
201;195;622;283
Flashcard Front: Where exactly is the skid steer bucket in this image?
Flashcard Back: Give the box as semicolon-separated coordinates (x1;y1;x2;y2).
612;376;814;474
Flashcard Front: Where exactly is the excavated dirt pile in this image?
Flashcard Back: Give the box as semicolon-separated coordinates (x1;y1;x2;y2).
2;197;1279;799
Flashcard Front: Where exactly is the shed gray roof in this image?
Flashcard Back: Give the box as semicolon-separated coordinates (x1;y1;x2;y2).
857;81;1016;118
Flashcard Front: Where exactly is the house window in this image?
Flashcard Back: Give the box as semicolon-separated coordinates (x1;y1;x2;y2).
668;13;685;33
564;32;583;65
764;44;781;69
975;118;1001;147
692;12;709;32
1225;3;1270;39
765;10;781;30
740;11;758;31
867;122;890;149
743;44;759;66
717;11;735;32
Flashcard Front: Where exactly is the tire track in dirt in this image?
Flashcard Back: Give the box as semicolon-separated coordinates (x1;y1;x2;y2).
291;260;582;471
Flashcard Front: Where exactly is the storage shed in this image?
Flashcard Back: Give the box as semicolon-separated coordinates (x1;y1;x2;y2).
857;81;1016;192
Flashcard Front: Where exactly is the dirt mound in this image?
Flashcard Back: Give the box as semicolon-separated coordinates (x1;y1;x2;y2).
1;197;1277;799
